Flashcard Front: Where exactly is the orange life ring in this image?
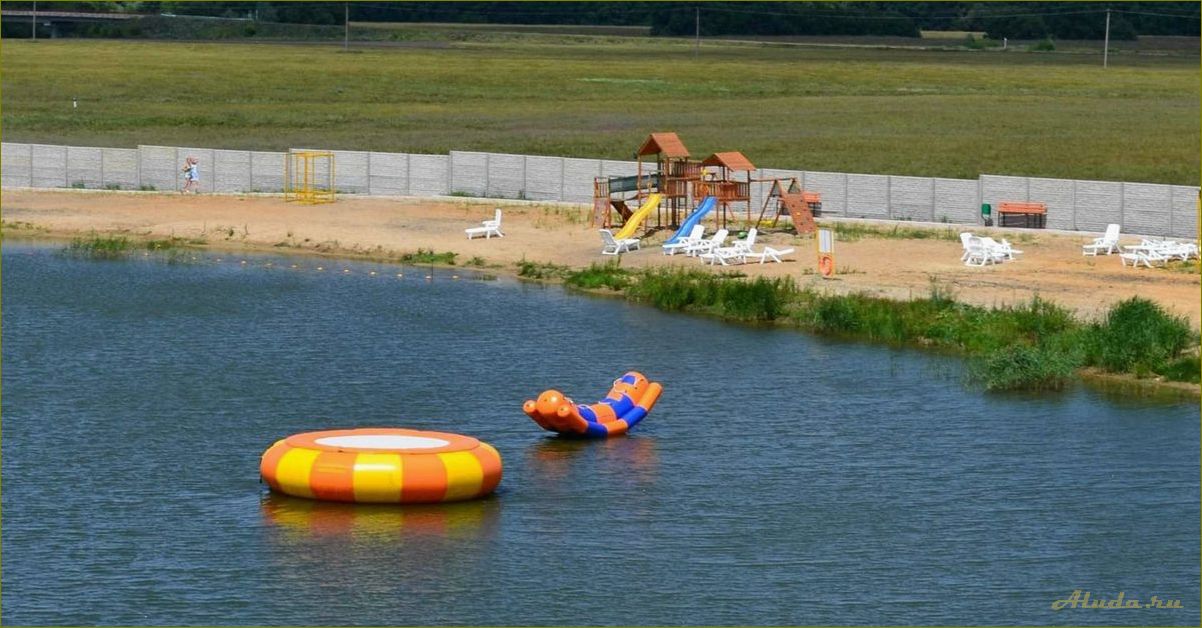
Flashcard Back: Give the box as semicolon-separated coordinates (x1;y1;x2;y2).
818;254;834;277
260;428;502;504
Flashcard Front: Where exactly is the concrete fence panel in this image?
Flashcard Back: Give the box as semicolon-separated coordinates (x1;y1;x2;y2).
449;151;489;197
367;151;406;195
408;154;449;197
101;148;140;190
933;178;979;225
138;145;177;192
525;156;563;201
888;175;934;221
2;142;34;187
846;173;889;218
66;146;103;189
600;159;638;180
250;151;286;192
562;157;602;204
1122;183;1173;237
1028;178;1076;231
31;144;68;189
980;174;1028;209
485;153;525;199
332;150;370;194
803;171;848;216
212;149;251;193
1074;180;1123;233
1170;186;1198;239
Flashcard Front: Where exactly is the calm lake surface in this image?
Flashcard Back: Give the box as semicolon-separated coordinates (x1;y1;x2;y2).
2;241;1198;626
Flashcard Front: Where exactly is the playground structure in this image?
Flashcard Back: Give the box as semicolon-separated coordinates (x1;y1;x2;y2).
523;371;663;438
756;177;822;235
593;132;700;231
696;151;755;229
593;132;821;237
284;150;336;205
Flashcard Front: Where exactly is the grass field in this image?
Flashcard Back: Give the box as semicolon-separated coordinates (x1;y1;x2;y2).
1;35;1197;183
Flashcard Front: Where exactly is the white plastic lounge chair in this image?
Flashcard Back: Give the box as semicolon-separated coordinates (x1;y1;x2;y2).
1120;249;1170;268
959;232;975;262
662;225;705;256
743;245;795;264
1082;223;1120;256
465;208;504;239
980;236;1021;261
699;229;757;266
963;236;1001;267
683;229;728;257
600;229;639;256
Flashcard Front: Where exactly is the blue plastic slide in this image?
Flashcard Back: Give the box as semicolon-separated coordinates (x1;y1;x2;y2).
663;196;717;245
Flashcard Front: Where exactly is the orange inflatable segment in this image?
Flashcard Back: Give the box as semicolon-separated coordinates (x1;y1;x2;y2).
260;428;502;504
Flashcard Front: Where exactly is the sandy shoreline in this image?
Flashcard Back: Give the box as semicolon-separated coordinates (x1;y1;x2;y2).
3;189;1199;329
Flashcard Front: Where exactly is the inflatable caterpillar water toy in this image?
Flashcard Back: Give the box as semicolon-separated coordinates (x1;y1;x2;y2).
260;428;502;503
523;371;662;438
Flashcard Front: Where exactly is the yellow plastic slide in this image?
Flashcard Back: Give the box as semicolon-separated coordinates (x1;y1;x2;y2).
612;193;662;240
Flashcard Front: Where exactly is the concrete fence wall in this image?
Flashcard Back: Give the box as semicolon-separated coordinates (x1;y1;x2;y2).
2;141;1197;238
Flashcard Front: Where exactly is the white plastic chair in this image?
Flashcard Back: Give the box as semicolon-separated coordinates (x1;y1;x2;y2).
683;229;728;257
700;229;757;266
1082;224;1120;256
963;236;1000;266
743;245;795;264
980;236;1020;261
465;208;504;239
662;225;705;256
600;229;639;256
959;232;975;261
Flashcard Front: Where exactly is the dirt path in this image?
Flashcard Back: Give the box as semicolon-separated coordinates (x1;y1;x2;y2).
3;189;1198;327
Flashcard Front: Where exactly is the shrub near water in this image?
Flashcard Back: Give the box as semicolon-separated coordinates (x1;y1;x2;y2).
1085;297;1195;377
64;235;134;259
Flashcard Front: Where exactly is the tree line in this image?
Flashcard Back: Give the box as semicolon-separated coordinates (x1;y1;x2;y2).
6;2;1199;40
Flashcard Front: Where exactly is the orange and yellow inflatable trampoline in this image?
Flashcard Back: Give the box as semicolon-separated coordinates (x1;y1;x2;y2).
260;428;502;503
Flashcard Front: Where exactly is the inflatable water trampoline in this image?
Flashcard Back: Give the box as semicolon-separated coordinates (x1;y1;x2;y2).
260;428;502;503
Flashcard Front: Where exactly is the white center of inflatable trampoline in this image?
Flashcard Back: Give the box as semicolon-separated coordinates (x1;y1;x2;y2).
315;435;451;450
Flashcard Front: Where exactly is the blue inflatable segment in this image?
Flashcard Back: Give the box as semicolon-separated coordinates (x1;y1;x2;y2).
663;196;717;245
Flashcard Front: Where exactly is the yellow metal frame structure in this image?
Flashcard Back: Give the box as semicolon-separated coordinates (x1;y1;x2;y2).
284;151;336;204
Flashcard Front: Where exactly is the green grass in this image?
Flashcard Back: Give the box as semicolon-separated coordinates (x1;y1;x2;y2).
558;265;1198;390
400;248;457;265
563;261;632;291
516;259;571;279
1;38;1196;183
63;234;201;259
827;222;965;243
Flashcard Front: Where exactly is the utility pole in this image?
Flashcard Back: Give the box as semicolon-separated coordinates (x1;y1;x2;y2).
344;2;349;51
694;6;700;57
32;0;36;41
1103;9;1111;68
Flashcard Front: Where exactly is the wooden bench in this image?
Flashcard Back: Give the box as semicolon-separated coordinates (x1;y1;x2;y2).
997;201;1047;228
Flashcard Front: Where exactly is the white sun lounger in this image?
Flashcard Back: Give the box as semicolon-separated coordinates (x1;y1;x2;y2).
699;229;757;266
1082;223;1120;256
743;245;795;264
465;208;504;239
683;229;728;257
600;229;639;255
662;225;705;256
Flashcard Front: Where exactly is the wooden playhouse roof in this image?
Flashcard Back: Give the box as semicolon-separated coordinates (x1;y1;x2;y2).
637;132;690;158
702;151;756;171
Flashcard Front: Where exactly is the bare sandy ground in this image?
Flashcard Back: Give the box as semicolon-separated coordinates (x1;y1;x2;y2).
3;189;1199;328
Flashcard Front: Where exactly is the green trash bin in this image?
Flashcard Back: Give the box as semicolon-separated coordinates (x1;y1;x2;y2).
981;203;993;227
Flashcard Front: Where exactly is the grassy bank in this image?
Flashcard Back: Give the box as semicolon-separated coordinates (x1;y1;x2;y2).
1;38;1197;183
557;262;1199;391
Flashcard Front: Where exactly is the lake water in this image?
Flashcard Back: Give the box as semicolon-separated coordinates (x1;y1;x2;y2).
2;241;1198;626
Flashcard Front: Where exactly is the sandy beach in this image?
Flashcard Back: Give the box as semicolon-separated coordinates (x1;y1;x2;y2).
2;189;1199;328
